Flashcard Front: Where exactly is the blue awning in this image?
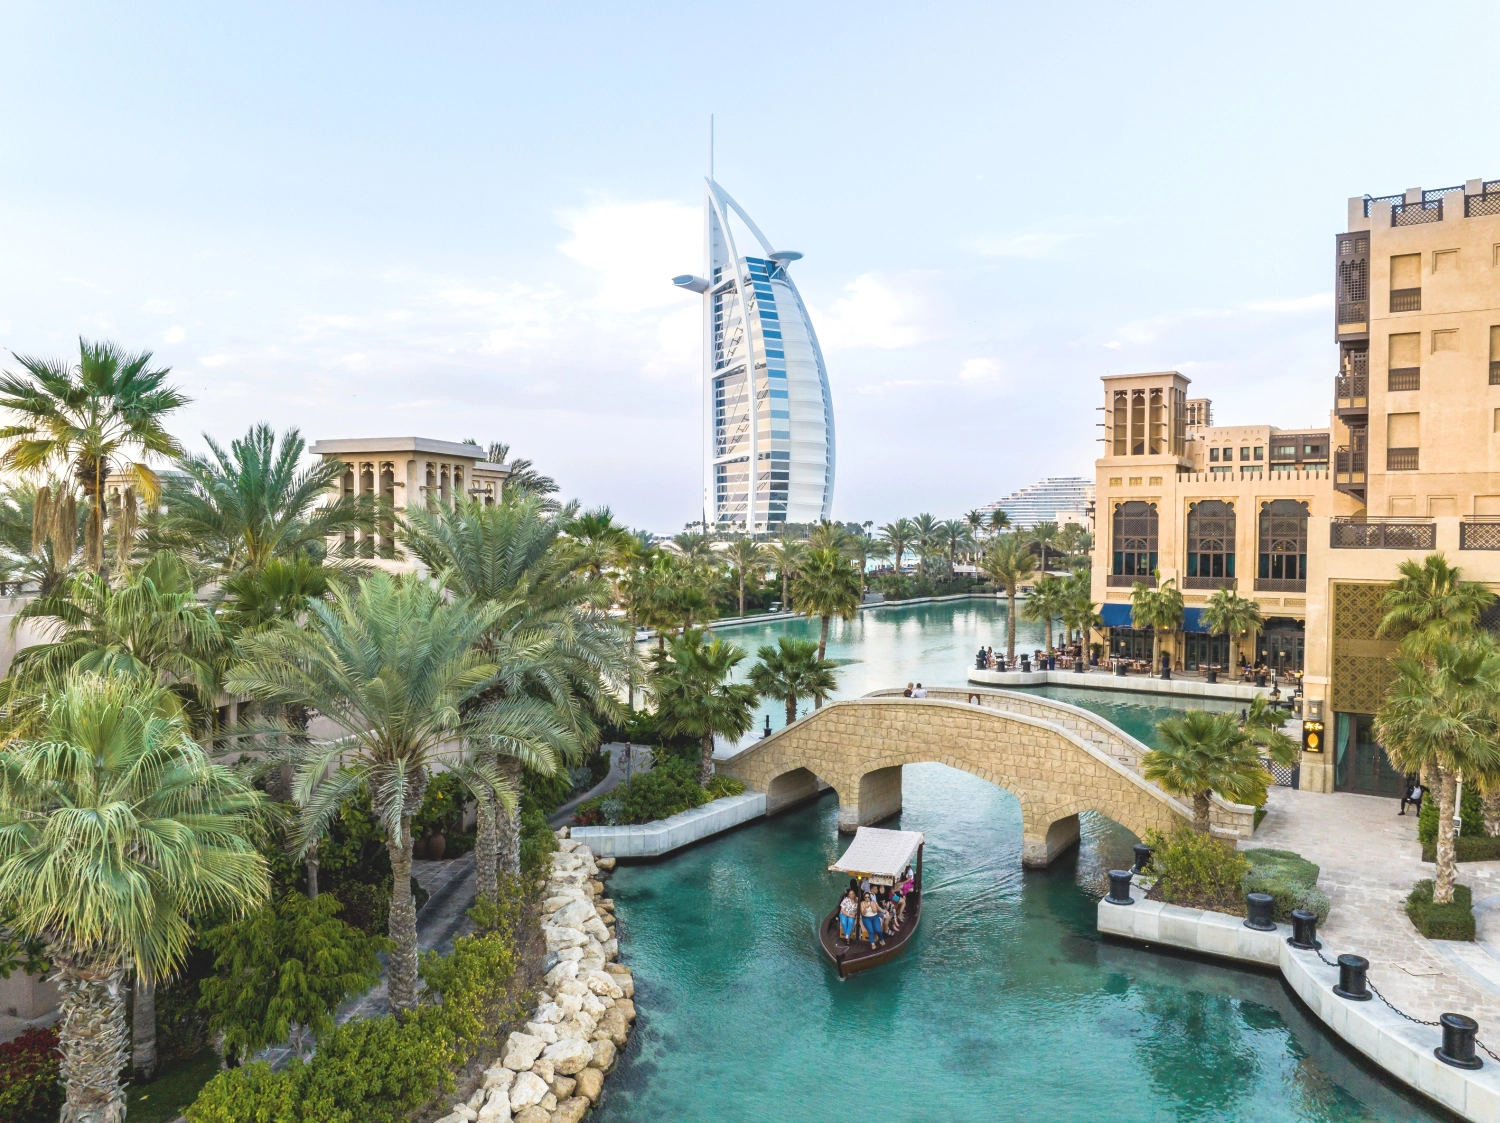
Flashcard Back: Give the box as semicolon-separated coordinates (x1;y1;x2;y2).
1101;604;1207;632
1182;607;1204;633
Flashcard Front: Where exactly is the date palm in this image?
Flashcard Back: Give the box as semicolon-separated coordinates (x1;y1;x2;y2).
724;537;769;616
849;533;883;581
0;674;269;1122
792;546;862;682
1029;521;1061;572
911;513;940;577
225;574;526;1009
1377;637;1500;903
980;533;1036;661
988;509;1011;534
807;520;849;551
1200;588;1263;671
149;423;367;573
750;637;837;726
1144;709;1272;833
1131;573;1183;673
672;530;716;567
0;339;188;572
878;519;914;573
652;628;758;786
938;519;971;578
1021;573;1067;653
1378;553;1496;660
1242;695;1299;765
1059;572;1101;648
767;536;806;611
563;506;629;580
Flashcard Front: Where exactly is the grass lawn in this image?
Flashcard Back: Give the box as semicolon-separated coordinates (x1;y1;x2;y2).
127;1050;220;1123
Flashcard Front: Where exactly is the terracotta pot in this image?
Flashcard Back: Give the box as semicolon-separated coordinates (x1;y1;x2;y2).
412;836;429;860
427;832;447;861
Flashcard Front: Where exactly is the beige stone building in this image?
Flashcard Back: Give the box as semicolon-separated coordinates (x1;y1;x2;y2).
1092;176;1500;797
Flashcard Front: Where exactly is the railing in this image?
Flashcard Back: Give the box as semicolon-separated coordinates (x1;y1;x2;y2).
1466;190;1500;218
1183;576;1234;590
1335;372;1368;401
1387;447;1419;471
1254;577;1307;593
1388;367;1420;391
1390;288;1421;313
1336;300;1368;326
1108;574;1154;588
1362;193;1404;217
1335;447;1367;475
1461;521;1500;551
1330;518;1436;550
1391;198;1444;226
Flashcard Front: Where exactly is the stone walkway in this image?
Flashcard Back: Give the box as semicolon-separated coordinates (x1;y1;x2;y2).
1252;786;1500;1036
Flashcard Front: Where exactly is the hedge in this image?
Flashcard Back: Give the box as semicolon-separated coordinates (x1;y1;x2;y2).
1417;785;1485;847
0;1027;62;1123
573;757;747;827
1144;827;1249;914
1405;880;1476;942
1242;848;1330;924
187;904;524;1123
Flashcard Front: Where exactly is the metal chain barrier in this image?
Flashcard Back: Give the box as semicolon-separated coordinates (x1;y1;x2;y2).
1310;946;1439;1027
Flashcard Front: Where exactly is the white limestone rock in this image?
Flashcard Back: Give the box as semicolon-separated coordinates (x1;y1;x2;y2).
482;1066;516;1090
450;1107;478;1123
542;1038;594;1076
533;1002;564;1024
530;1056;555;1083
581;970;624;1000
558;838;580;853
523;1020;559;1044
543;926;587;951
603;937;619;961
550;899;597;930
502;1032;547;1071
582;917;611;943
467;1087;487;1110
543;962;578;988
557;946;584;962
509;1070;549;1110
477;1084;511;1123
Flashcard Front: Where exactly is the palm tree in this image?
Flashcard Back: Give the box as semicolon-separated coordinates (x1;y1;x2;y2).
1242;695;1299;765
563;506;628;580
1378;553;1496;658
1021;573;1067;653
724;537;769;616
1377;638;1500;903
1143;710;1272;833
767;536;806;610
484;440;559;500
1200;588;1263;671
807;520;850;551
1059;573;1101;649
225;574;526;1009
671;530;716;567
792;546;862;678
988;509;1011;535
1029;521;1061;572
651;628;758;785
399;496;625;889
938;519;971;579
0;673;269;1118
878;519;914;574
0;479;83;594
980;533;1037;662
0;339;188;571
851;533;886;581
749;637;838;726
151;423;367;573
911;513;940;577
1056;522;1092;562
1130;573;1183;674
965;509;985;539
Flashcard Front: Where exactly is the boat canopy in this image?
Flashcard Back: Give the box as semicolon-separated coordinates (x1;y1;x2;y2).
829;827;924;886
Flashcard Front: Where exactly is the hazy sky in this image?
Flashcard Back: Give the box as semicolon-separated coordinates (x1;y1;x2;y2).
3;2;1498;532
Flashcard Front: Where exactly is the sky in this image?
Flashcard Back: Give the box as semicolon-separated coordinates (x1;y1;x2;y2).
3;2;1499;534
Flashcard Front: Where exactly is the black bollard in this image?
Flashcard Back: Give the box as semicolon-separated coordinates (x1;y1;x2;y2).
1288;909;1321;950
1105;869;1135;905
1436;1013;1483;1070
1132;843;1153;875
1074;658;1085;673
1333;954;1372;1001
1244;892;1276;932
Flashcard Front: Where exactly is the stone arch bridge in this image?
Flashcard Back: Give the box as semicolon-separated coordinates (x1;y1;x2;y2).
717;685;1255;867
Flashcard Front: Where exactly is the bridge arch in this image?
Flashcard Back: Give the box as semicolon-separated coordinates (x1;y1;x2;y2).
719;692;1251;867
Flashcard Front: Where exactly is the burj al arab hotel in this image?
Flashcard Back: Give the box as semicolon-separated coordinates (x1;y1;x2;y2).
673;180;835;532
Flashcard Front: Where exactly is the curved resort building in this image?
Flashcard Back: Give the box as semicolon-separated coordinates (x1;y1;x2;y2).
674;179;835;531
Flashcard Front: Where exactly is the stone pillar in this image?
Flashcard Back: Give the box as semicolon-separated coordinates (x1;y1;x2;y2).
838;765;903;832
1022;813;1080;868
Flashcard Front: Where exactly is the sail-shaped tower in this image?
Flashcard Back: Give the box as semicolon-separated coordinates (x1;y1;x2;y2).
674;179;835;531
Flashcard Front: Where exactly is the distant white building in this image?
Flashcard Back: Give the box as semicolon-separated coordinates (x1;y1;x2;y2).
980;477;1094;531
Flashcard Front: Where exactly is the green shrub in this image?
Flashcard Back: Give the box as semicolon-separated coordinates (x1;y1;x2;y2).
1405;880;1476;941
1417;783;1484;847
0;1027;62;1123
519;805;557;875
1242;848;1330;924
1422;834;1500;863
618;757;709;823
326;881;390;937
705;774;746;800
1144;827;1250;913
188;921;520;1123
411;771;466;838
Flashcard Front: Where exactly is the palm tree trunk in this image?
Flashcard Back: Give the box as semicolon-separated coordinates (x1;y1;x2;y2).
305;842;319;899
1152;629;1161;674
625;612;636;712
1192;790;1212;835
1044;617;1053;653
131;976;156;1082
1228;633;1238;672
785;693;797;726
817;615;830;662
1435;768;1459;905
54;952;129;1123
699;732;715;788
496;756;523;876
1484;780;1500;838
474;789;498;902
782;570;790;610
386;824;420;1011
1006;590;1017;661
738;573;746;616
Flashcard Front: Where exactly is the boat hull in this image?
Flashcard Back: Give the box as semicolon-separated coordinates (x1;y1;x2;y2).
819;890;920;978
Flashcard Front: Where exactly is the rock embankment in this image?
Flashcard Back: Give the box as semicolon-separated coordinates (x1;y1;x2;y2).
436;833;633;1123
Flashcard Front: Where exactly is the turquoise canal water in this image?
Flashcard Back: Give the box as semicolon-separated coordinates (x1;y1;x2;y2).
712;597;1238;749
595;601;1448;1121
595;769;1447;1122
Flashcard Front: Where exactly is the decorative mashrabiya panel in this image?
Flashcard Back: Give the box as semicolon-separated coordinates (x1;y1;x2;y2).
1329;582;1396;715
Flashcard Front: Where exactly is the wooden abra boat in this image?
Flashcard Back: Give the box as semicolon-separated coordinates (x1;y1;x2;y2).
818;826;924;978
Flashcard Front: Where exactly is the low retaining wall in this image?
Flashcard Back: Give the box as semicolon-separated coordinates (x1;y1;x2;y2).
568;792;767;858
1099;885;1500;1122
968;667;1273;701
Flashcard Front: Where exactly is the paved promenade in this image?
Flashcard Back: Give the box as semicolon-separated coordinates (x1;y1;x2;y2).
1253;787;1500;1036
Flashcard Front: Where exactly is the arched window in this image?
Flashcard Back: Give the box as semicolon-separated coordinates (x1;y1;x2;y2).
1112;501;1158;580
1186;500;1235;587
1257;500;1309;591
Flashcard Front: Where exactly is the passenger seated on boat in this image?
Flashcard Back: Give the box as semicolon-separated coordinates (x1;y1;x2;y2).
838;890;859;943
860;893;885;949
882;890;900;933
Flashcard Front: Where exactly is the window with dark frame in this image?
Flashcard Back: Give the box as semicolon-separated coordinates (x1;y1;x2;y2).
1187;500;1235;580
1112;501;1158;577
1258;499;1309;583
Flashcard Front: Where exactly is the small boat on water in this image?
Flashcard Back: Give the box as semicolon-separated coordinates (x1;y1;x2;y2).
819;826;924;978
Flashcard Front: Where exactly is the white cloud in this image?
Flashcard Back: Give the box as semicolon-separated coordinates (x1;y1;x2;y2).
971;216;1127;261
556;199;700;313
163;325;185;344
958;357;1002;383
142;298;176;314
812;273;931;352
